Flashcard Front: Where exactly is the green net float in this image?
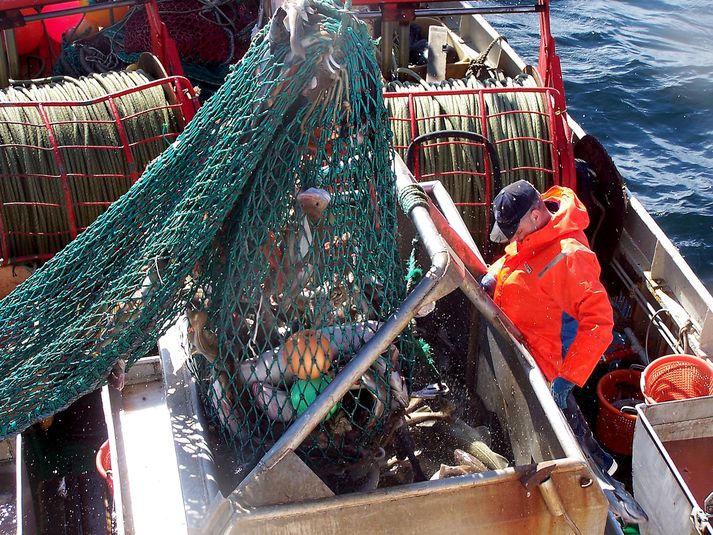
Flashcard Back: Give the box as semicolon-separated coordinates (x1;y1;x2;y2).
290;376;339;421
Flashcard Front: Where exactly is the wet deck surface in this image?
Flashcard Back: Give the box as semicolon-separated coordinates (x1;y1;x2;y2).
0;466;16;535
114;376;187;534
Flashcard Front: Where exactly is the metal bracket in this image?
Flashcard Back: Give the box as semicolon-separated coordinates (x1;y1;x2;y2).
519;461;584;535
233;450;334;509
519;460;558;492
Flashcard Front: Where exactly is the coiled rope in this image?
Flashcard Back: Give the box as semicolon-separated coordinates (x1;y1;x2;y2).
0;69;182;261
384;73;555;246
397;182;429;215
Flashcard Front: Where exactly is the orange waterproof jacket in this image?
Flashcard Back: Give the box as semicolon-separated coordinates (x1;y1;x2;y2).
488;186;613;386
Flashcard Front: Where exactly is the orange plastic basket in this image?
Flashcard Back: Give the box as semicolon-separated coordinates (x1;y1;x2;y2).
641;354;713;404
595;369;643;456
96;439;113;496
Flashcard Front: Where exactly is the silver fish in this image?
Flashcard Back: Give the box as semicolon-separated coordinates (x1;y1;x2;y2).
453;449;488;472
587;450;648;524
464;440;509;471
279;0;313;60
276;188;330;310
371;353;409;409
251;382;295;423
210;373;240;436
296;187;332;224
238;347;293;386
318;320;381;355
108;358;126;391
431;464;479;480
360;369;387;426
187;309;218;362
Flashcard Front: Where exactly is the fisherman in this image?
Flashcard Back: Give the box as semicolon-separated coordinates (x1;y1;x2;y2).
482;179;618;474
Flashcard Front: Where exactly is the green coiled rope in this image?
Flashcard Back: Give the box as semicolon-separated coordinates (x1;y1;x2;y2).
0;69;182;261
384;73;554;250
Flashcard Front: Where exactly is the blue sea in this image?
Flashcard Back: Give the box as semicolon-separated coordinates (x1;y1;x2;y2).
489;0;713;290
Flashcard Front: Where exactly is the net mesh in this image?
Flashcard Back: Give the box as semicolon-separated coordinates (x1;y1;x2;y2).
123;0;258;65
55;0;259;98
0;0;413;468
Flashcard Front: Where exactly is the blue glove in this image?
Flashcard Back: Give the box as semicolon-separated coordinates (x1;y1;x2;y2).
480;273;496;297
550;377;575;409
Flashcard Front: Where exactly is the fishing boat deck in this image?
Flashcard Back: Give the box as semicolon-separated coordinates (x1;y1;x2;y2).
2;1;713;534
94;322;247;535
0;456;16;534
104;354;186;535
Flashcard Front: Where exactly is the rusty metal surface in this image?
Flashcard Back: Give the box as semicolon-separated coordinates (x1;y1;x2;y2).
225;459;606;535
634;398;713;535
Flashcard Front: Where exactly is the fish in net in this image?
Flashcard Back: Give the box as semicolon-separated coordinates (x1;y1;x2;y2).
0;0;416;472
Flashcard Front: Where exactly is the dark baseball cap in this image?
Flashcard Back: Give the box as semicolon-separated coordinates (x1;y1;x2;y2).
490;180;540;243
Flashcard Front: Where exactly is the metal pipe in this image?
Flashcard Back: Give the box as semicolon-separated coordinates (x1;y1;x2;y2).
0;33;9;88
353;5;544;20
1;0;144;29
420;183;488;277
623;326;648;365
14;435;23;531
610;258;681;353
397;22;410;70
394;156;450;261
421;180;485;266
101;386;129;535
0;45;10;89
1;0;130;10
230;155;462;499
3;29;18;80
460;272;523;343
392;156;519;343
394;154;518;342
380;20;394;78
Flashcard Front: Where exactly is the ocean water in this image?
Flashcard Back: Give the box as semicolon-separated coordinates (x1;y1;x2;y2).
488;1;713;290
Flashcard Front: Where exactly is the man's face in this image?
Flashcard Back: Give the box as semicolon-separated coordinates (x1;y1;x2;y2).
511;205;546;243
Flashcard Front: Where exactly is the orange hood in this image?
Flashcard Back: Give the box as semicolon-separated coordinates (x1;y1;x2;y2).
504;186;590;255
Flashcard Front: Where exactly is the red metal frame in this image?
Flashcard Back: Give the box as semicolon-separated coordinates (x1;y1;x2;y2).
0;75;198;265
360;0;575;190
536;0;576;189
143;0;184;78
385;83;567;246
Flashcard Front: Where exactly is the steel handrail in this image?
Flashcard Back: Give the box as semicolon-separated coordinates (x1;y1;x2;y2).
0;0;145;28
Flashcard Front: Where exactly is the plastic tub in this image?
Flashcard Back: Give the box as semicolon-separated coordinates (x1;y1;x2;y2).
96;439;113;495
641;354;713;404
595;369;643;456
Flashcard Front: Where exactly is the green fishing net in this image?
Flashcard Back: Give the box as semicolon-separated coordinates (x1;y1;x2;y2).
0;0;414;467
